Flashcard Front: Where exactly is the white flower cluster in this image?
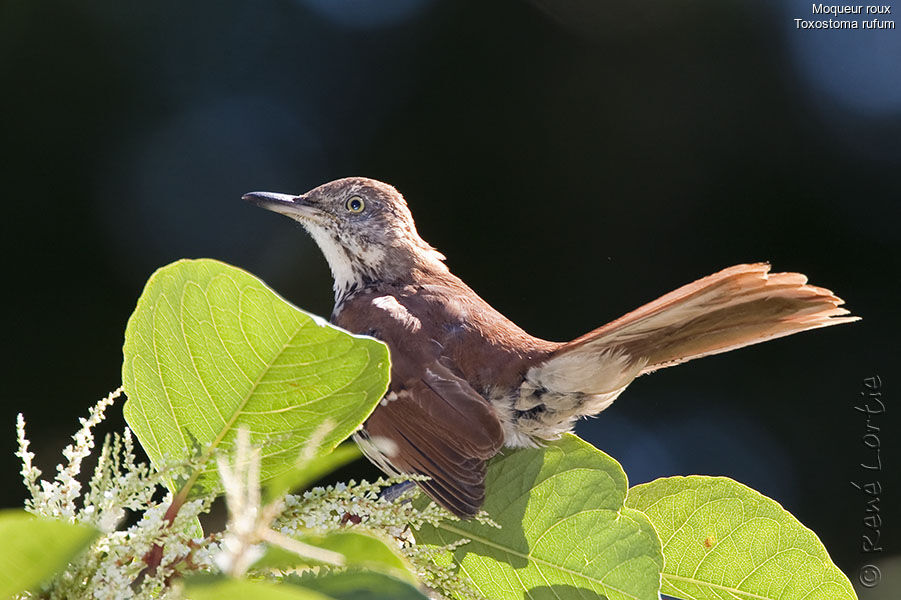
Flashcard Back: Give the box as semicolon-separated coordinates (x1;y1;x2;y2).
14;388;487;600
15;389;216;600
17;388;122;522
79;494;214;600
278;475;446;537
276;477;493;600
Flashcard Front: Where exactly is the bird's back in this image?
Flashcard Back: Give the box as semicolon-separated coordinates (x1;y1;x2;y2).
333;269;559;394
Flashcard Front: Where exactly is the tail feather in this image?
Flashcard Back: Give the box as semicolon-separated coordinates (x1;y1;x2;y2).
533;263;858;396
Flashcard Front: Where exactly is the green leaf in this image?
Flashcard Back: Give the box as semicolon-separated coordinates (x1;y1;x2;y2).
625;476;857;600
416;434;663;600
290;570;430;600
0;510;97;598
264;443;362;503
121;259;390;495
257;531;416;583
185;577;330;600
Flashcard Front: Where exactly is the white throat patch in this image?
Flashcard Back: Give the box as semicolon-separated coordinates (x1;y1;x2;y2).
306;226;360;297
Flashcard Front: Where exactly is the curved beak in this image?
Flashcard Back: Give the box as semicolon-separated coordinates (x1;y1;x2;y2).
242;191;319;222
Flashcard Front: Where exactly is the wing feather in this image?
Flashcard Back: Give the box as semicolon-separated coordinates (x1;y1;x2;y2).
362;361;504;517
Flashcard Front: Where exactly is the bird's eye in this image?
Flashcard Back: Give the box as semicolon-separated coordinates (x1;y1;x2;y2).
345;195;365;214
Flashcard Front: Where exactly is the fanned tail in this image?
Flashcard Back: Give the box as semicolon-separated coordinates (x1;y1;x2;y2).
525;263;858;426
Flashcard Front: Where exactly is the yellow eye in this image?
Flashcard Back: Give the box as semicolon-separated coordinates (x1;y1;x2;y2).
346;195;365;213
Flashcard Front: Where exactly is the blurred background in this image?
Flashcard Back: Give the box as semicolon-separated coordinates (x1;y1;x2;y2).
2;0;898;595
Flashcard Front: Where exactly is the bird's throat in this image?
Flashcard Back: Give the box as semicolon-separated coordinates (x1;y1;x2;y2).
306;227;371;303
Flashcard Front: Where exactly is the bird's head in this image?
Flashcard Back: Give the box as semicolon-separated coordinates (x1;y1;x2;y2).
244;177;445;299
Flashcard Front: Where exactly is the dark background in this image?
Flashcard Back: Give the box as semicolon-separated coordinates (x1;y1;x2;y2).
2;0;898;595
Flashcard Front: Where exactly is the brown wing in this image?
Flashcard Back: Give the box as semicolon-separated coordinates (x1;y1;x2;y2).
363;360;504;517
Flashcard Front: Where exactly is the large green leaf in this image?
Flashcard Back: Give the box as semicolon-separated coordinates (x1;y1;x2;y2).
416;434;663;600
626;476;857;600
122;259;389;494
0;510;97;598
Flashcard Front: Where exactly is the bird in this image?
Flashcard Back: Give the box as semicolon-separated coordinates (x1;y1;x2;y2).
243;177;858;517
